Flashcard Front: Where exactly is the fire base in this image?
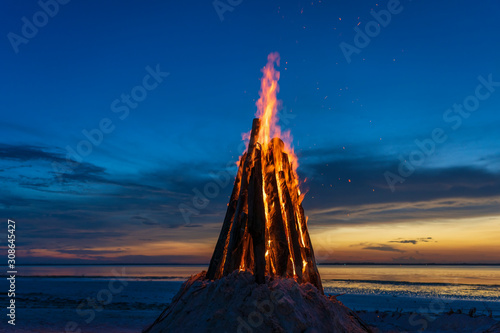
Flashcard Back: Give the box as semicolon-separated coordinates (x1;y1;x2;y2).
143;271;371;333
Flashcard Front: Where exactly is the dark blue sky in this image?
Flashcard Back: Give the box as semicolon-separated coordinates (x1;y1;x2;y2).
1;0;499;264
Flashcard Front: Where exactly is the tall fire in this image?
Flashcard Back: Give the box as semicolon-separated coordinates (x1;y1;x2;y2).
206;52;323;294
144;53;371;333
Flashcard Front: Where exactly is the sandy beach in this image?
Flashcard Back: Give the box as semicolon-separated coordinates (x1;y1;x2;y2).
4;265;499;332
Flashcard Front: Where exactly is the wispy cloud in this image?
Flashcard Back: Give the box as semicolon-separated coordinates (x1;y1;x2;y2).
389;237;434;245
350;242;405;253
132;216;159;226
362;244;405;253
308;197;500;227
0;143;67;162
2;142;499;263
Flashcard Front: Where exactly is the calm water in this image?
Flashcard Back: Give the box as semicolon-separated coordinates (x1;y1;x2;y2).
320;265;500;301
10;264;500;301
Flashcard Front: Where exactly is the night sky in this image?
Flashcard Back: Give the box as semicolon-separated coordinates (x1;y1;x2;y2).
2;0;499;264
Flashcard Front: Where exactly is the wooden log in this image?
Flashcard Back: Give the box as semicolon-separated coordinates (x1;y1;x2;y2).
276;146;298;278
223;119;261;275
248;148;266;284
240;225;254;271
243;231;254;271
263;140;289;276
226;212;248;273
206;152;246;280
270;137;284;164
279;151;304;277
277;170;303;283
282;152;299;206
297;204;324;294
247;119;261;158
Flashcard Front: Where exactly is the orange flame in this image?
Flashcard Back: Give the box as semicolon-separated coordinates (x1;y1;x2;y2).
255;52;299;176
256;52;281;145
208;53;322;290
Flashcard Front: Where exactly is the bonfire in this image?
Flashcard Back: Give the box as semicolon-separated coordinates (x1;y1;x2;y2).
144;53;370;333
206;52;322;293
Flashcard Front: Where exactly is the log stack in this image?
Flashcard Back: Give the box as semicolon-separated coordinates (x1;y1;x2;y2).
206;118;323;294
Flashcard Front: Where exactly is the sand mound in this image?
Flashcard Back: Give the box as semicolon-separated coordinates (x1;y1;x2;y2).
485;321;500;333
143;271;371;333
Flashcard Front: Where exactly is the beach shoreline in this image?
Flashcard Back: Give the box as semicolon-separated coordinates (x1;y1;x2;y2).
5;265;499;332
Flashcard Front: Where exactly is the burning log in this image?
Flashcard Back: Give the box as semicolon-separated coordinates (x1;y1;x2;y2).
282;152;300;205
206;153;246;280
297;205;324;294
228;212;249;271
223;119;261;275
264;139;289;276
240;223;254;271
277;170;303;282
207;118;323;294
247;148;266;284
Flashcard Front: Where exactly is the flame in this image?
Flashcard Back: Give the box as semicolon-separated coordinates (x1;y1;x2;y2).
253;53;306;278
232;53;312;280
207;53;323;293
256;52;280;145
255;52;299;175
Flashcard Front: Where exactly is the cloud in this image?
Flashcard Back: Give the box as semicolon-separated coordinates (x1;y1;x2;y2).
389;237;433;245
0;143;109;187
391;239;418;245
0;143;192;201
18;254;210;265
362;244;405;253
301;150;500;210
0;144;66;162
0;143;235;263
308;196;500;228
132;216;159;225
57;249;128;255
3;141;499;264
351;242;405;253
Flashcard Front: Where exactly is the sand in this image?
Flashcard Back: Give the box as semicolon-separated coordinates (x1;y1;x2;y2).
143;271;371;333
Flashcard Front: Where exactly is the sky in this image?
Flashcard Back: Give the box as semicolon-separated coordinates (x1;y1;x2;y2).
1;0;499;264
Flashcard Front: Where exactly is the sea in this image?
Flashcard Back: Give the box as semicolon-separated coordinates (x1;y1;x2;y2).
1;264;499;332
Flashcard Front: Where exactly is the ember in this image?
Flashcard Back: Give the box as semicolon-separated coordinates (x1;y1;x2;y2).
206;53;323;293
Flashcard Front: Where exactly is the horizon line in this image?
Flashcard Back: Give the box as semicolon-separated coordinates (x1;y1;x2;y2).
11;262;500;266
